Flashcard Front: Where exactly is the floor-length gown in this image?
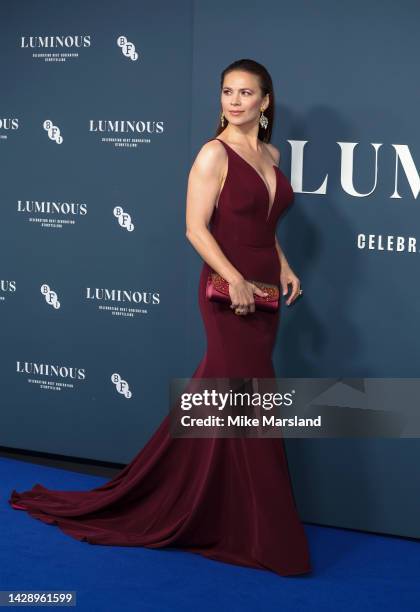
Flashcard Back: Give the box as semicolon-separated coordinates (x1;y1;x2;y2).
9;137;311;577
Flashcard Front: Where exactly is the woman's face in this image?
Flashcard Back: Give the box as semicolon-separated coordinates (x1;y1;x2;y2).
221;70;268;127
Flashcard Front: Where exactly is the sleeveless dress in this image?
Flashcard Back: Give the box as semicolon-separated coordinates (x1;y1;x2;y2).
9;137;311;577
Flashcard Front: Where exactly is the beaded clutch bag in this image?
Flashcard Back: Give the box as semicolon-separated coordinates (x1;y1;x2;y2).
206;271;280;312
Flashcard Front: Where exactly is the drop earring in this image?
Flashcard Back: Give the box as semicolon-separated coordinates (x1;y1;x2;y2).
220;111;225;127
259;107;268;129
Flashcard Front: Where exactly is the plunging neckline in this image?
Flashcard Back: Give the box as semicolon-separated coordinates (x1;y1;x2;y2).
215;138;278;222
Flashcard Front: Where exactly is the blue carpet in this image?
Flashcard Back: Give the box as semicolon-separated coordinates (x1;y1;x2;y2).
1;457;419;611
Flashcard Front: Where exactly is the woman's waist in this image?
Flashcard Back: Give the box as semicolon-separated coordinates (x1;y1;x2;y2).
217;237;276;251
210;223;276;250
202;245;279;284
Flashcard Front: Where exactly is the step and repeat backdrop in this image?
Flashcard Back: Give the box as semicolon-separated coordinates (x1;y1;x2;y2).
0;0;195;460
1;0;419;537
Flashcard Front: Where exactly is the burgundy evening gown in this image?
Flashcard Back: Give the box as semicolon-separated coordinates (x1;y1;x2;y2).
9;137;311;577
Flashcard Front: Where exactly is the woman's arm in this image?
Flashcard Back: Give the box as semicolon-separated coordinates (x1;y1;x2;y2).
275;231;302;306
275;235;289;269
185;140;243;285
185;140;268;314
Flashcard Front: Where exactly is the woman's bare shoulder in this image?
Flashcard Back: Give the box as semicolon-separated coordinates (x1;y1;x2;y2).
191;138;227;177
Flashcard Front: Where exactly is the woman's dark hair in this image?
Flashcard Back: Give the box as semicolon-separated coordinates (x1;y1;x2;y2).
215;58;275;142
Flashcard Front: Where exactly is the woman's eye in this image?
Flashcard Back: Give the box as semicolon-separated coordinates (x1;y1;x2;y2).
223;91;251;95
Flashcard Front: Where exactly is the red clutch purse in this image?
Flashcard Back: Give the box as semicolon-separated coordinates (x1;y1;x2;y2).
206;271;279;312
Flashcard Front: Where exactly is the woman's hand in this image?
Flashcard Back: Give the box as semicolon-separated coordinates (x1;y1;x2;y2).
229;278;268;315
280;265;302;306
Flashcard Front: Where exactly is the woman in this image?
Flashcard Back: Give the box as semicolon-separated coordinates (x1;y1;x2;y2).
9;58;311;577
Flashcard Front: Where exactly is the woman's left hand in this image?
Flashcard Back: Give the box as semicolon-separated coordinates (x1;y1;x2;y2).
280;266;302;306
